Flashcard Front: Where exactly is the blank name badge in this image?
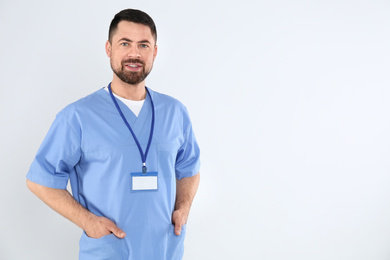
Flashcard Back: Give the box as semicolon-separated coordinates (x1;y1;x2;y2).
131;172;158;192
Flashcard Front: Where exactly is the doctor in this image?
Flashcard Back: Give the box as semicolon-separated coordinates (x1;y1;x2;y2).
26;9;200;260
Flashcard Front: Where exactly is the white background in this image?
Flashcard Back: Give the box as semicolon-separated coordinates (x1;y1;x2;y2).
1;0;390;259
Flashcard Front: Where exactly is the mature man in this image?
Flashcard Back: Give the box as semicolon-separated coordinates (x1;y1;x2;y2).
26;9;200;260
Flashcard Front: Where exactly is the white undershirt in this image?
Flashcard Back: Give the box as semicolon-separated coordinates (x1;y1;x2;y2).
104;87;145;117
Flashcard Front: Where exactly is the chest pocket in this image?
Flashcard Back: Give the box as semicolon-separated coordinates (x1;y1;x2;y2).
158;143;178;178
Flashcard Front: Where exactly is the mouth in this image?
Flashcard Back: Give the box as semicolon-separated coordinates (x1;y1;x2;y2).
124;63;143;71
123;59;144;72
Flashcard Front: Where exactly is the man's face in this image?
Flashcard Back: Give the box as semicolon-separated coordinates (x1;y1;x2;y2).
106;21;157;85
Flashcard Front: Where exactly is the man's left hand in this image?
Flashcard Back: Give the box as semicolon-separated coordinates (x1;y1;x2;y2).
172;209;188;236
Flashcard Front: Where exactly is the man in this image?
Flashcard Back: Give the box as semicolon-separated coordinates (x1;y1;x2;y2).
26;9;200;260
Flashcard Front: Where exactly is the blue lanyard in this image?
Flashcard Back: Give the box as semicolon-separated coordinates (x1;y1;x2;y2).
108;83;155;174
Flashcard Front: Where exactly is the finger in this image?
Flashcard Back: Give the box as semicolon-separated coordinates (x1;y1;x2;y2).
174;222;182;236
107;223;126;238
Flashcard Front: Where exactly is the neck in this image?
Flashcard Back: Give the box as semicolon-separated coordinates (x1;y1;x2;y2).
110;77;147;101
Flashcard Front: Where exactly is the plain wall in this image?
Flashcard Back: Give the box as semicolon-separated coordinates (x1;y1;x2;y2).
1;0;390;259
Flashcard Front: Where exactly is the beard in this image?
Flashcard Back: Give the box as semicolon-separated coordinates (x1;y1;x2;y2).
111;58;152;85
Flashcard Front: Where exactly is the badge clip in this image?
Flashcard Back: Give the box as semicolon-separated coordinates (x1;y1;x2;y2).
142;163;147;174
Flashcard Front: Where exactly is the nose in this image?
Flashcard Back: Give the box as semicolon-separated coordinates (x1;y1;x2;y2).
127;46;141;58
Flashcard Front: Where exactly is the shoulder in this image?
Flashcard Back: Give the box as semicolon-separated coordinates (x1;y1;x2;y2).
56;88;107;123
148;88;194;131
148;88;187;112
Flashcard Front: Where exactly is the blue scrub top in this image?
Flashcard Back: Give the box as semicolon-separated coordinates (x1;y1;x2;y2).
27;87;201;260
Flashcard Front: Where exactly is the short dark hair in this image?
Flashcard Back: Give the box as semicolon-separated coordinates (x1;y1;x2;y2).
108;9;157;44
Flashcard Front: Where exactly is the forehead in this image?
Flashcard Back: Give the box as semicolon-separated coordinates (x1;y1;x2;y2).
112;21;155;43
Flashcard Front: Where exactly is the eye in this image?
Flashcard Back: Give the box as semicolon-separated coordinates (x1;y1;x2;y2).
121;42;129;46
140;44;149;48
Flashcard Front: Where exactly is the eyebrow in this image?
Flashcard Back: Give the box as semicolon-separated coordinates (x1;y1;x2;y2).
118;38;152;44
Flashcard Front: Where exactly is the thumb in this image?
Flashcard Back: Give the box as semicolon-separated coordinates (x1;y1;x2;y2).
107;224;126;238
174;222;182;236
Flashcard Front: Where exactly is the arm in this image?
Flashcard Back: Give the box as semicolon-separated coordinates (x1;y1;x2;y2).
26;179;126;239
172;172;200;236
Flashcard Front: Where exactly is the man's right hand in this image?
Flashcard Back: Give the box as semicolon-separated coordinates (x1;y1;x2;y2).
26;180;126;240
84;215;126;239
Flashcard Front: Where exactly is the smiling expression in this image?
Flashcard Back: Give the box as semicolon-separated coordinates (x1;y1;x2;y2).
106;21;157;85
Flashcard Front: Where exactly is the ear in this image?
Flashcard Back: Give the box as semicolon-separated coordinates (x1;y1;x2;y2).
153;45;158;61
105;40;112;57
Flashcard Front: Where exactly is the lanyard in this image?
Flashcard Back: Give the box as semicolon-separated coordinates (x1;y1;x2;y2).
108;83;155;174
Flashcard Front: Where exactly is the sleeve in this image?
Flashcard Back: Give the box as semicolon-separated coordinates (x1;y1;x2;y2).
26;111;81;189
175;107;200;180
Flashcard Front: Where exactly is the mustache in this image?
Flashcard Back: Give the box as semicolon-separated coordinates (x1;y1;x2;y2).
122;58;144;65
